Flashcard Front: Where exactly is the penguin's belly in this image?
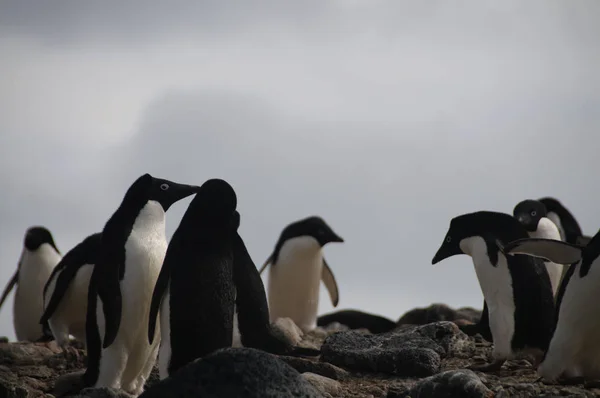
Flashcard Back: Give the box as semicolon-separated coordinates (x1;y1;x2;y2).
268;255;323;331
14;252;59;341
543;261;563;297
157;287;171;380
46;264;94;343
541;264;600;380
466;239;516;359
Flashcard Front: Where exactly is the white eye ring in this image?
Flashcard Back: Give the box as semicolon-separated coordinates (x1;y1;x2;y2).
160;183;170;191
446;236;451;243
531;211;537;217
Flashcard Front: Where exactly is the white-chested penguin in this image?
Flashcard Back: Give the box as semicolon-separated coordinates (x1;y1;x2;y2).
40;232;101;347
504;231;600;384
82;174;199;395
0;226;61;342
513;199;564;297
148;179;320;380
432;211;555;372
258;216;344;332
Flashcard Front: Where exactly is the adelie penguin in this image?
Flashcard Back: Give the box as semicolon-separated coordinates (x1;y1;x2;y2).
513;199;563;297
82;174;199;395
148;179;320;380
258;216;344;332
0;226;61;342
503;231;600;385
432;211;555;372
40;232;101;348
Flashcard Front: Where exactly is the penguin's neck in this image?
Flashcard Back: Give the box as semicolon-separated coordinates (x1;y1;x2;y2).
277;236;323;266
546;212;566;241
529;217;562;240
16;244;61;292
131;200;167;239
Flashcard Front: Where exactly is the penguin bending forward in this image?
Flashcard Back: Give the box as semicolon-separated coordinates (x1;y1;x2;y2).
148;178;320;380
82;174;199;395
0;226;61;342
504;232;600;383
258;216;344;332
40;232;101;347
432;211;555;372
513;199;564;296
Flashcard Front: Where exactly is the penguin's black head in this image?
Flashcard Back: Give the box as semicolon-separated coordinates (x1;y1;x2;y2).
125;173;200;212
513;199;547;232
24;226;59;253
281;216;344;247
187;178;239;230
432;211;527;264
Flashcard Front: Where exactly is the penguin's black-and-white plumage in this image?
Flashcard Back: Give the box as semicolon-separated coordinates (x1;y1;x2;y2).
258;216;344;332
148;179;320;380
432;211;555;371
83;174;199;396
513;199;564;296
0;226;61;342
317;309;396;334
40;232;101;347
504;232;600;382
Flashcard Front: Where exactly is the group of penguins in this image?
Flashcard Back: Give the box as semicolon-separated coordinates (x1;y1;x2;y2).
0;174;346;396
3;175;600;394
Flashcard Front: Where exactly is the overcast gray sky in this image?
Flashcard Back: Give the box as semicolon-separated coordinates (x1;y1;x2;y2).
1;1;599;341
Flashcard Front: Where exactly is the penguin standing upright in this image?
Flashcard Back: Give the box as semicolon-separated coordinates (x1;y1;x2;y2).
148;179;320;380
513;199;564;296
504;232;600;383
258;216;344;332
83;174;199;395
0;227;61;342
432;211;555;371
40;232;101;347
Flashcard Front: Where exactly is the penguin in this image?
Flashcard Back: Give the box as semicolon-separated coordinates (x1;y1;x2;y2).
258;216;344;333
40;232;101;348
317;309;396;334
503;232;600;383
432;211;555;372
148;179;320;379
0;226;61;342
513;199;564;296
82;174;199;396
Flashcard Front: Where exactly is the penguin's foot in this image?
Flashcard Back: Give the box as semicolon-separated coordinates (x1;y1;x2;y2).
468;359;505;373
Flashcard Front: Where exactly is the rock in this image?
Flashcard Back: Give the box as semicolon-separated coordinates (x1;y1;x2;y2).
321;322;472;377
273;317;304;345
396;303;481;326
139;347;323;398
67;387;134;398
388;369;493;398
303;373;341;397
278;356;350;380
54;370;86;397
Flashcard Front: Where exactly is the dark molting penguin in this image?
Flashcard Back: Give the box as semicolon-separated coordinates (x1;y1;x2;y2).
317;309;396;334
40;232;101;347
513;199;563;296
504;231;600;383
432;211;555;372
258;216;344;332
83;174;199;395
0;227;61;342
148;179;320;380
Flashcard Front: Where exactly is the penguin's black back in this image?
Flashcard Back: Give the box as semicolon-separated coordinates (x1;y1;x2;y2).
539;197;583;244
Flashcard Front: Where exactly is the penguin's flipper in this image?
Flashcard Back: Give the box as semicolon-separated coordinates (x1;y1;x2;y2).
321;258;339;307
504;238;584;264
148;254;172;344
258;253;273;275
0;270;18;309
576;235;593;246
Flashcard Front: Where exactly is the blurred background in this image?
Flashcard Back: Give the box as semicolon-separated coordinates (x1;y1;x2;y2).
0;0;598;340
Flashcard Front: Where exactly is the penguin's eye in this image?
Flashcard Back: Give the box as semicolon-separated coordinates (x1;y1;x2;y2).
531;211;537;217
160;183;170;191
446;236;451;243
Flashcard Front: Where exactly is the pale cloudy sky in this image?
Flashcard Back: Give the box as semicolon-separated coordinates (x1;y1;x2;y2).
1;1;599;340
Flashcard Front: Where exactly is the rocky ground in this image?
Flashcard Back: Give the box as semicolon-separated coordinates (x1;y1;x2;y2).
0;304;598;397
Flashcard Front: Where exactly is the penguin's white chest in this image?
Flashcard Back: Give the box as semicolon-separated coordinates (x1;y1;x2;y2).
529;218;564;296
14;244;61;341
460;237;515;359
267;236;323;332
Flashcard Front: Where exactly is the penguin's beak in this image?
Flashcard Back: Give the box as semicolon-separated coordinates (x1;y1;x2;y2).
163;183;201;210
432;244;459;265
328;232;344;243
